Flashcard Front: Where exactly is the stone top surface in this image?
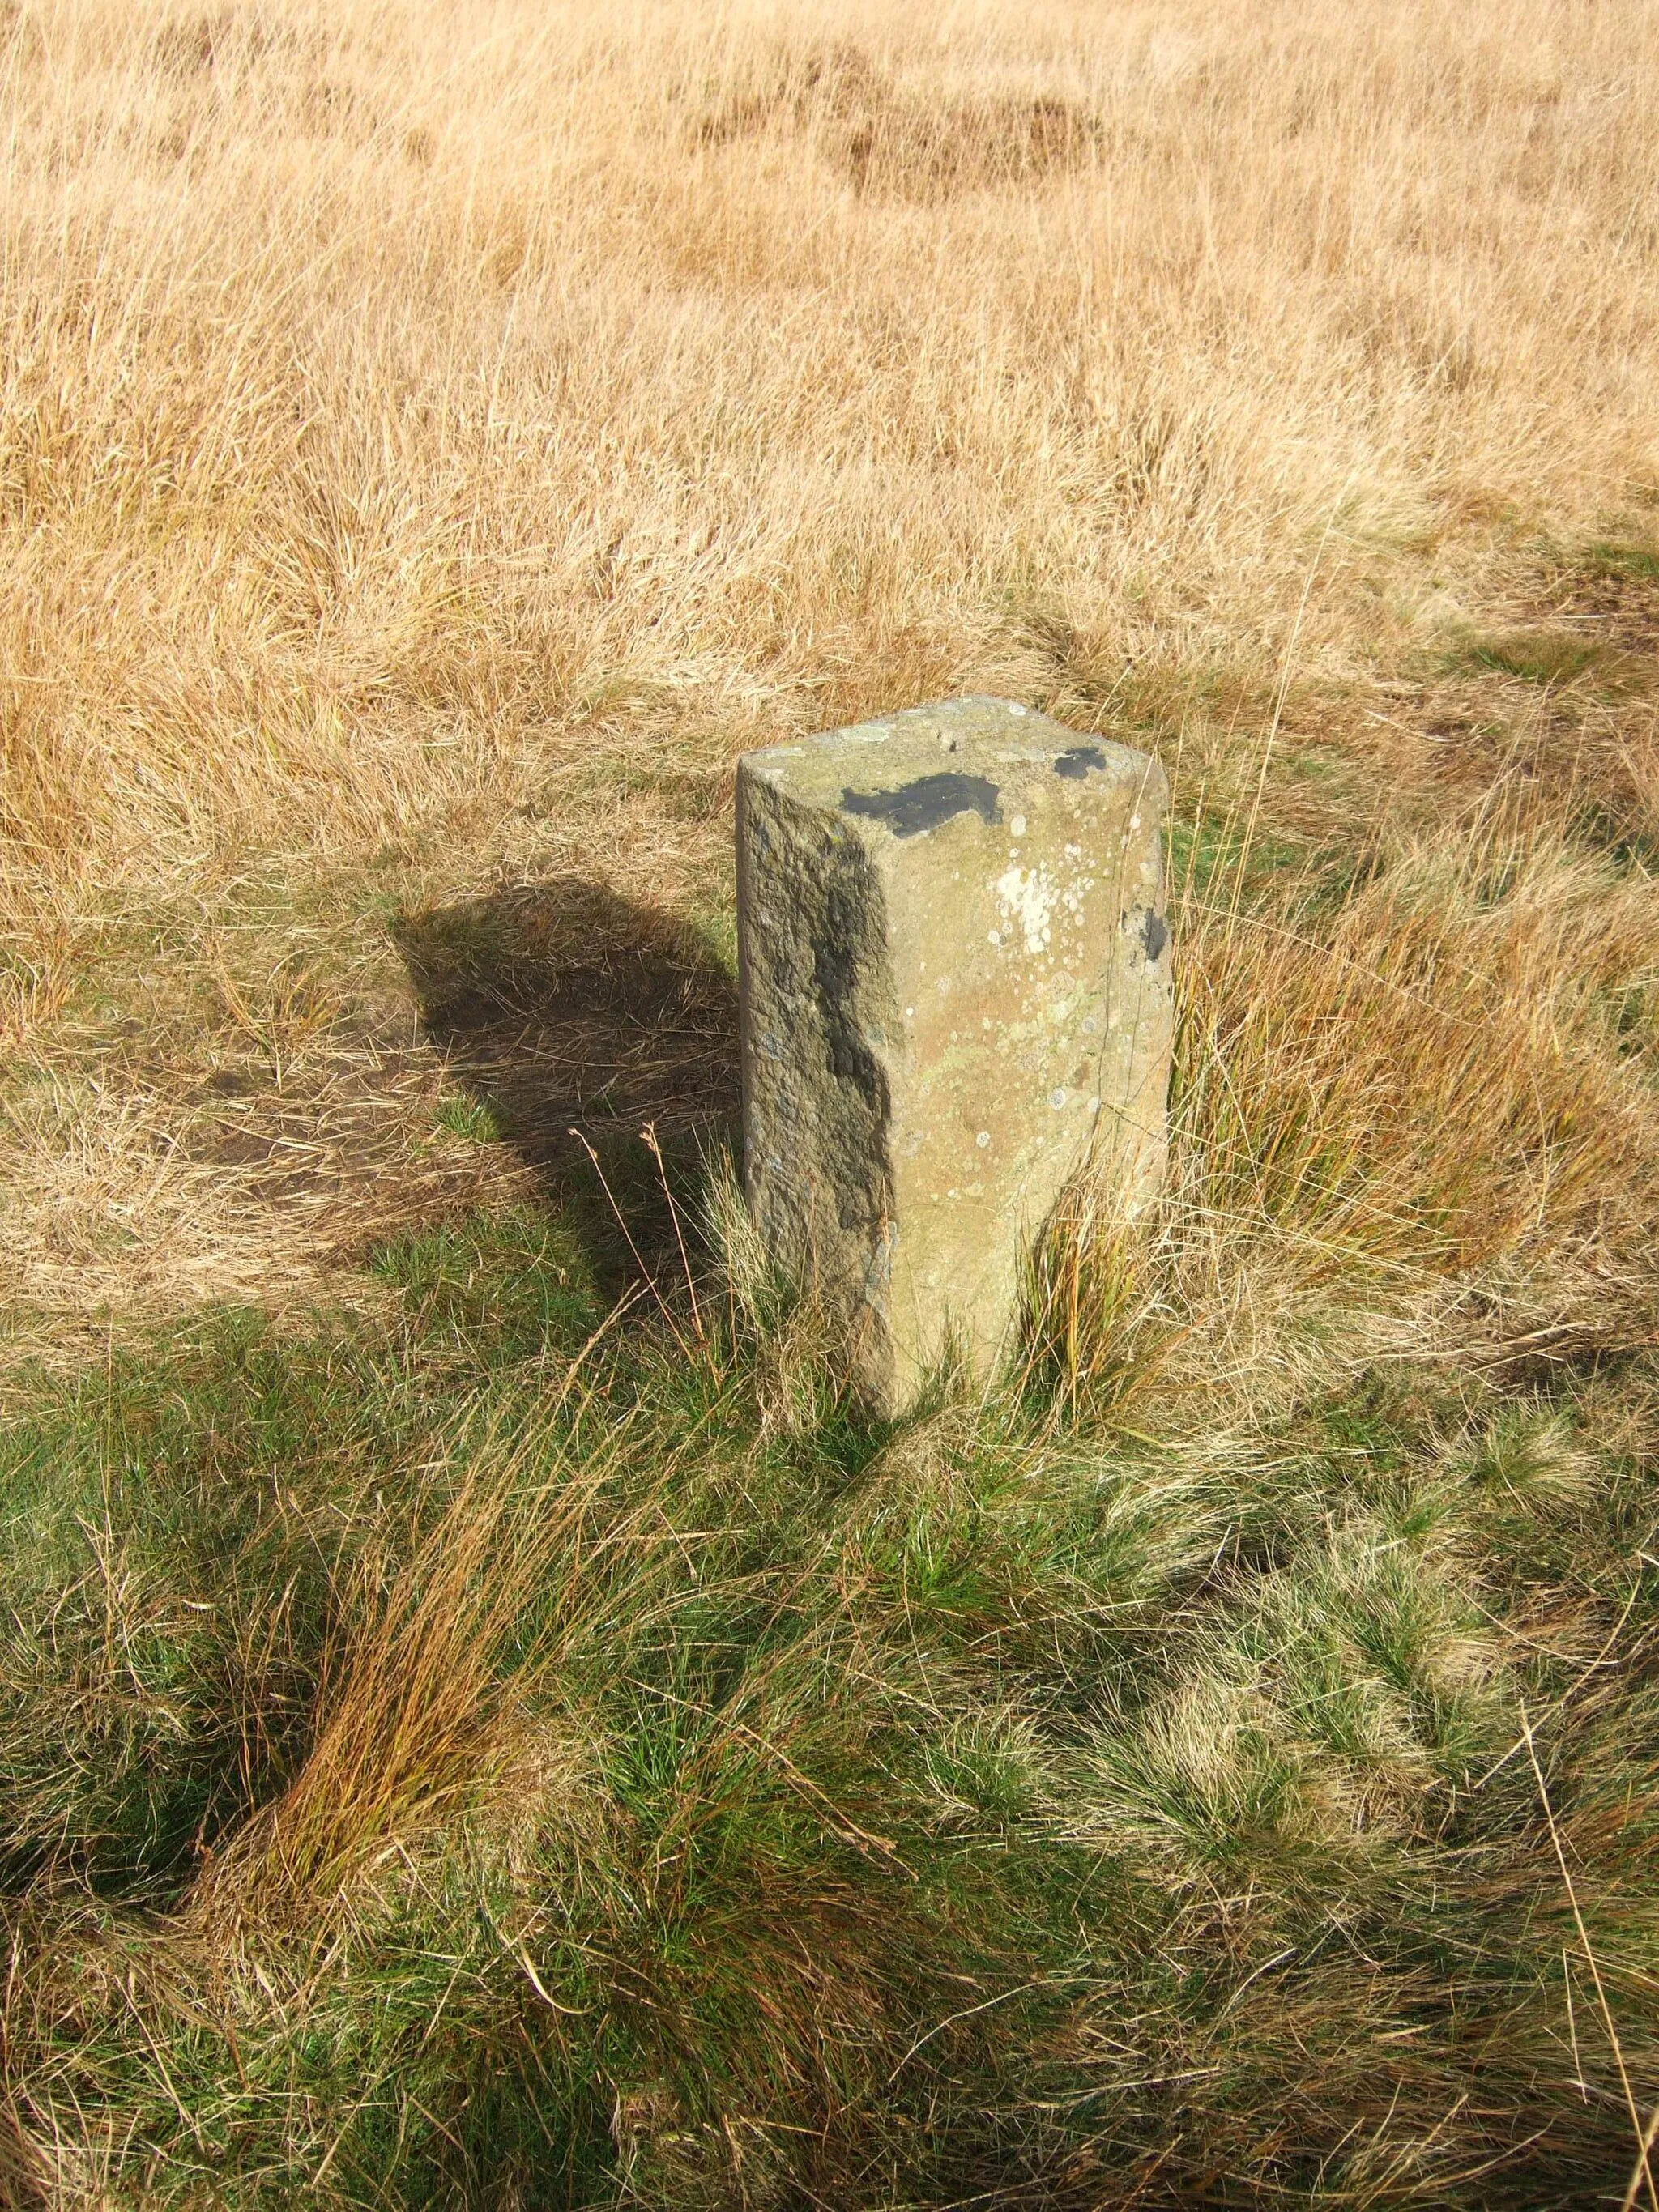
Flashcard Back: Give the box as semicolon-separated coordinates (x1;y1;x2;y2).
740;696;1156;834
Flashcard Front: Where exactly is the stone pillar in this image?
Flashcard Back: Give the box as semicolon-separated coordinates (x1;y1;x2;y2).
736;696;1171;1415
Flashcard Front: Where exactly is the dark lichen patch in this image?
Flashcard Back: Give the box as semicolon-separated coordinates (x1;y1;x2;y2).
1141;910;1168;962
1053;744;1107;781
842;774;1001;837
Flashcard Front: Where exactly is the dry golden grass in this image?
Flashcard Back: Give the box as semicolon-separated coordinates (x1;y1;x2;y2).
3;0;1658;1348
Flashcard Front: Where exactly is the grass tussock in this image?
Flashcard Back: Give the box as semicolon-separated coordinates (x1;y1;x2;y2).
3;0;1659;2205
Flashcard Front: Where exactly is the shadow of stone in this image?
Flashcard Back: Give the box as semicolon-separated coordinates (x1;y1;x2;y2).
393;879;740;1283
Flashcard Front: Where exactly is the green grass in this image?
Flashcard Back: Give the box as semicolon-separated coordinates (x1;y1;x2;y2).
5;1187;1659;2207
1585;538;1659;585
1455;626;1601;684
434;1090;505;1144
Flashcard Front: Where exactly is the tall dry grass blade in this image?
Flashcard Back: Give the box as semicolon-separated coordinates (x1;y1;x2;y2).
641;1118;710;1358
1521;1706;1657;2212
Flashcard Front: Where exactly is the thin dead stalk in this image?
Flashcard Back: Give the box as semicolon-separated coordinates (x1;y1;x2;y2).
1520;1705;1657;2212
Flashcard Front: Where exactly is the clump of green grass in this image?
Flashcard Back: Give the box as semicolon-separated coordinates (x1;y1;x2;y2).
369;1210;595;1358
1458;627;1601;684
434;1090;502;1144
1460;624;1618;681
1451;628;1601;676
1586;539;1659;585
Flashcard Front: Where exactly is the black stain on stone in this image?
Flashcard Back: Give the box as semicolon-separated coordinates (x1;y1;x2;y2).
808;860;895;1236
1141;910;1168;962
1054;744;1108;780
842;773;1001;837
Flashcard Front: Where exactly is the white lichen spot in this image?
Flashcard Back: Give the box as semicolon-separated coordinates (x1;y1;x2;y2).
987;928;1001;946
1087;1096;1101;1115
1009;813;1027;838
976;1131;990;1149
992;863;1055;954
1049;1088;1067;1110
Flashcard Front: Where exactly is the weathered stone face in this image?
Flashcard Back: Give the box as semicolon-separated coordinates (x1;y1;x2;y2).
737;696;1171;1415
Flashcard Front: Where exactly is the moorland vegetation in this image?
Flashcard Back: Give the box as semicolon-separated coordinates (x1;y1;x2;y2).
3;1;1659;2203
